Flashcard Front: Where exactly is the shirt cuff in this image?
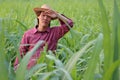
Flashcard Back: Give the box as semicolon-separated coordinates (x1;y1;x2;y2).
58;14;73;28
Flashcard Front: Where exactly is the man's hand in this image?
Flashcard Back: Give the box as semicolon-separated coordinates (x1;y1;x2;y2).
44;10;58;20
44;9;71;28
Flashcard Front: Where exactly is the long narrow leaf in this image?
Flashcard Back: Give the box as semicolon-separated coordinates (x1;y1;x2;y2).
16;40;44;80
98;0;113;73
103;60;120;80
0;18;8;80
25;63;47;79
83;33;103;80
112;0;120;79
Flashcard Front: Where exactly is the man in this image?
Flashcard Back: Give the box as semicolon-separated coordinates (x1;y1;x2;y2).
14;4;73;70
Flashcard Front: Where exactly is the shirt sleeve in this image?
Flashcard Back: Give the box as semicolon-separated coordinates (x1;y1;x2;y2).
19;32;29;57
55;16;74;40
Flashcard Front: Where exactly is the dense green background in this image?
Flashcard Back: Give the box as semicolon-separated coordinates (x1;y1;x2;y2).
0;0;120;80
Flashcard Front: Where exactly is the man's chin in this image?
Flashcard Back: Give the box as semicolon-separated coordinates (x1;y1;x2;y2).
42;24;49;28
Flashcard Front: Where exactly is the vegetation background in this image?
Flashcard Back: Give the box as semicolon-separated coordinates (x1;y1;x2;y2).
0;0;120;80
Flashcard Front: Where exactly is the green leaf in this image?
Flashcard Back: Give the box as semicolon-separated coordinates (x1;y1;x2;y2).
58;44;73;55
65;39;95;73
103;60;120;80
63;39;95;80
16;40;44;80
83;33;103;80
112;0;120;79
0;18;8;80
25;63;47;79
15;19;28;30
98;0;113;73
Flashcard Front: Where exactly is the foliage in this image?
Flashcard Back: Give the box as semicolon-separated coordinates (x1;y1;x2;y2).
0;0;120;80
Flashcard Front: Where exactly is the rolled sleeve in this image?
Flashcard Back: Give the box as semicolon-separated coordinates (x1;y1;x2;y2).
59;18;73;28
55;17;74;40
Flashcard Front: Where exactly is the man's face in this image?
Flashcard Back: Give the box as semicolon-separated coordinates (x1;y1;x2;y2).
38;12;51;27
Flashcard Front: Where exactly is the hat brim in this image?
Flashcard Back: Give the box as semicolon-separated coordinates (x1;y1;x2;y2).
33;8;49;16
33;8;56;20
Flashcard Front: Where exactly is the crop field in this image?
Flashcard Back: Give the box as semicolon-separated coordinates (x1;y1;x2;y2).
0;0;120;80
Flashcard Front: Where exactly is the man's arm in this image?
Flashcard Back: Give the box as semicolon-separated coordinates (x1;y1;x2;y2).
45;10;72;28
55;14;73;39
57;13;70;21
45;9;74;39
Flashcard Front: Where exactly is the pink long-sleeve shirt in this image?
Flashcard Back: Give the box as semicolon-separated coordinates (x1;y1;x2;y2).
14;18;73;69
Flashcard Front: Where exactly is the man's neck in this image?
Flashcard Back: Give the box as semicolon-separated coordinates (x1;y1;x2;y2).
37;25;48;32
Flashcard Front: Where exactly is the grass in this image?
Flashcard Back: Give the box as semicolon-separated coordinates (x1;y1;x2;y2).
0;0;120;80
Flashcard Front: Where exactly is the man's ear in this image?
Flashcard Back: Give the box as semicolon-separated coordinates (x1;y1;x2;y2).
37;18;39;24
37;16;40;19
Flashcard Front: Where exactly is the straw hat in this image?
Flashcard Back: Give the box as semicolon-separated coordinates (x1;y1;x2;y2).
33;4;53;17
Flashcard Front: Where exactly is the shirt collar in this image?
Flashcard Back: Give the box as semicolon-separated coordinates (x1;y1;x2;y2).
33;25;50;34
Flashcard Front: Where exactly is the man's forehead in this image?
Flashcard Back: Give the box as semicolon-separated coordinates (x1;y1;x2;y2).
38;12;44;16
40;12;45;15
40;11;50;17
41;11;47;14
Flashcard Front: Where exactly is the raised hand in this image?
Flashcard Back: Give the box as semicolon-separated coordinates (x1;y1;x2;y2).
44;10;58;20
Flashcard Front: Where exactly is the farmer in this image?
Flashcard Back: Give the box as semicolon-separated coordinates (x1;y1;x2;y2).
14;4;73;70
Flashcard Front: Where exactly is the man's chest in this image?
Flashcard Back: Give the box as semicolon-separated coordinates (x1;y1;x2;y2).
28;32;57;45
